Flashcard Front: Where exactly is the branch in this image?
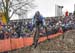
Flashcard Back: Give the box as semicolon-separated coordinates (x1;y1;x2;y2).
9;3;27;19
2;0;6;8
11;2;29;11
19;8;28;11
2;0;6;15
9;0;35;19
9;1;28;8
0;8;4;13
9;10;15;19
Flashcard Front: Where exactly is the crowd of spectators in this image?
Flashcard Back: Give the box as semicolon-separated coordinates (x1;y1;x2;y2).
0;21;33;39
0;15;75;39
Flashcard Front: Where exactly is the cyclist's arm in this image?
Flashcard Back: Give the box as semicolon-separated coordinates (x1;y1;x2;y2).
32;17;35;25
43;18;46;26
41;16;46;26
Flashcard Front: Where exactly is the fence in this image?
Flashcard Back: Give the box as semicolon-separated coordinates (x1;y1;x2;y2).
0;32;63;52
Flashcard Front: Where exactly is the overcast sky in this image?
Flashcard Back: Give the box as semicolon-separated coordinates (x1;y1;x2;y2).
10;0;75;20
28;0;75;18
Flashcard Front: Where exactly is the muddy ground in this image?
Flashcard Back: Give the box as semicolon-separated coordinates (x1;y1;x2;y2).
8;30;75;53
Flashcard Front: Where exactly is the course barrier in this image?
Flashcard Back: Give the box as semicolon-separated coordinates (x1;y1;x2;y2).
0;32;63;52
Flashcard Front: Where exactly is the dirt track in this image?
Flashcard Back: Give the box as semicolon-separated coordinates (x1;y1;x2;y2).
9;30;75;53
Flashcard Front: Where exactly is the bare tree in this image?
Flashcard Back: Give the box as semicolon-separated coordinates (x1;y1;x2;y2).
0;0;36;23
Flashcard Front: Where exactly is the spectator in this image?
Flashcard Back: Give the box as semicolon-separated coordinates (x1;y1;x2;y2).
0;30;4;39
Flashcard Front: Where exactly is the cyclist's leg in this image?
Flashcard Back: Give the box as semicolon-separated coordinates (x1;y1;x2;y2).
33;22;40;48
42;22;47;35
42;22;50;40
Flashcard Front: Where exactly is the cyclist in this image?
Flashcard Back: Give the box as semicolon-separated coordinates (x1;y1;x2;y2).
32;11;46;29
32;11;47;48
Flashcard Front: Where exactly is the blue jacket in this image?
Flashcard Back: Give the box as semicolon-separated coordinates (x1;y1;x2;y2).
32;15;46;26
